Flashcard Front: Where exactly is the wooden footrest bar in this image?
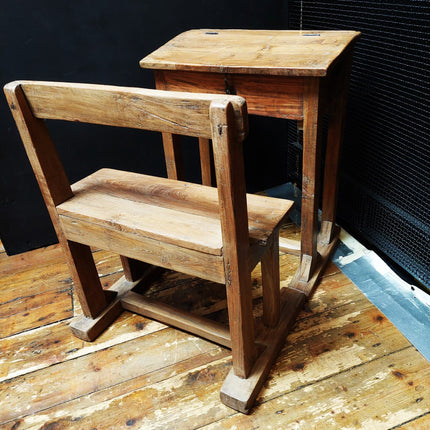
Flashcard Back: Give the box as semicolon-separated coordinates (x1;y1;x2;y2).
69;272;232;348
121;291;232;348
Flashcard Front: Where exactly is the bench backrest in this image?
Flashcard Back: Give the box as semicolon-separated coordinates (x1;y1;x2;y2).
4;81;251;267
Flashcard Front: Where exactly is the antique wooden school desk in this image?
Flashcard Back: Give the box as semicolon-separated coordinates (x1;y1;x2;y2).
140;29;360;296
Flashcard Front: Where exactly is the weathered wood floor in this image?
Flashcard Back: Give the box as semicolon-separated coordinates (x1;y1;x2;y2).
1;223;429;429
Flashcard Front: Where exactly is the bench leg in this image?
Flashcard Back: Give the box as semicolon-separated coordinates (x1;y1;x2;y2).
70;253;164;341
120;256;157;282
64;240;121;341
223;249;257;378
65;240;113;318
69;275;139;342
221;287;306;413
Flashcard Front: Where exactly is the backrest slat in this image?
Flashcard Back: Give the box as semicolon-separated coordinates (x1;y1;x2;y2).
7;81;247;139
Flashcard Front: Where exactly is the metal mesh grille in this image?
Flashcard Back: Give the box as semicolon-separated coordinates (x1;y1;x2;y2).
288;1;430;288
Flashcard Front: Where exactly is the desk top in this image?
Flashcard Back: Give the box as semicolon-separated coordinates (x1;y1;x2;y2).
140;29;360;77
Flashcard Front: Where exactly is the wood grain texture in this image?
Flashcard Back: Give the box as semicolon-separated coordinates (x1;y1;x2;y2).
59;183;226;255
12;80;247;139
3;83;73;209
261;229;280;327
298;77;324;283
290;228;340;296
57;168;293;255
220;287;306;413
5;78;293;360
120;255;155;282
0;243;63;274
1;232;428;429
4;77;368;416
121;291;232;347
208;348;430;429
210;101;256;378
320;50;355;245
0;288;72;339
140;29;361;77
397;414;430;429
154;74;186;181
59;211;226;284
69;273;155;341
0;327;222;424
154;70;305;119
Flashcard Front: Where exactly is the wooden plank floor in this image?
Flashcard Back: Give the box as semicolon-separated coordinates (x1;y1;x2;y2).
0;223;429;429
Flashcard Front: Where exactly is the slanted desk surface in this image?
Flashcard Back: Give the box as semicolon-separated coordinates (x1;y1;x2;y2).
140;29;361;77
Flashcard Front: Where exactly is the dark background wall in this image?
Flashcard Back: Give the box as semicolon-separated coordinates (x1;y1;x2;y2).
0;0;287;254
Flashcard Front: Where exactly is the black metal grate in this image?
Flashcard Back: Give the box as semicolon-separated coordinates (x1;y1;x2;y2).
286;123;303;187
288;1;430;289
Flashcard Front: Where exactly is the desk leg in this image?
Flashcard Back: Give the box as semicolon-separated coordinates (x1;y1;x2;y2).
320;54;353;245
319;102;346;245
199;137;215;186
296;78;323;286
154;72;185;181
161;132;184;180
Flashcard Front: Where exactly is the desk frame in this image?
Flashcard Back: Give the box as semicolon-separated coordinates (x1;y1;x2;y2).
152;46;354;296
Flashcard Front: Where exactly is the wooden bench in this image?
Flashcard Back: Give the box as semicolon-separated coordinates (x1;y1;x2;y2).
5;80;297;413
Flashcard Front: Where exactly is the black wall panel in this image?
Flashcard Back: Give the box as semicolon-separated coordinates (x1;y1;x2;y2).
288;1;430;289
0;0;287;254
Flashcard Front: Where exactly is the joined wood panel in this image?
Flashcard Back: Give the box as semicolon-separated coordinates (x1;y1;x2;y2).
7;81;248;139
140;29;361;77
155;70;305;119
0;313;165;384
3;303;421;429
63;168;293;251
59;214;226;284
59;188;225;255
0;261;72;305
56;167;292;284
